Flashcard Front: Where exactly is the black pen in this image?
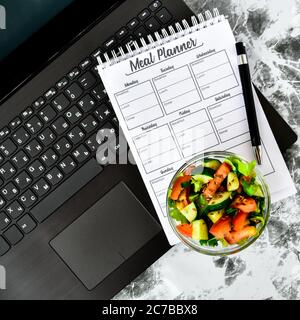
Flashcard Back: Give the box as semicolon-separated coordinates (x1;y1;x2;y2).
236;42;262;165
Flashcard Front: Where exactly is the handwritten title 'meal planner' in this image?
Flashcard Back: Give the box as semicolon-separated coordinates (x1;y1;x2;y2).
129;37;198;72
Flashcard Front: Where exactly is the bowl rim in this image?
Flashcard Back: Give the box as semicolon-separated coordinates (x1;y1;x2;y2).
166;151;271;256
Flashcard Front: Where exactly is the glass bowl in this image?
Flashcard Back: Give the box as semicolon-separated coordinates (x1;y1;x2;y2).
166;151;270;256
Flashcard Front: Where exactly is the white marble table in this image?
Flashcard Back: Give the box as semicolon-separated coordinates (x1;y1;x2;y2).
115;0;300;300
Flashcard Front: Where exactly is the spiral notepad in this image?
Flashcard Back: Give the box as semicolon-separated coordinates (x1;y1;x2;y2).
97;9;296;245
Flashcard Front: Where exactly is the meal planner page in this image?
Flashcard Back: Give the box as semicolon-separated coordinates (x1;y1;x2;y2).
98;18;296;244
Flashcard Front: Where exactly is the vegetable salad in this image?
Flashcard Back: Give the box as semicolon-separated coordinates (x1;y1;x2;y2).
168;157;266;247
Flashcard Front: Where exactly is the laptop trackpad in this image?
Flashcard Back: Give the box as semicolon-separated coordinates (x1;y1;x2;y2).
50;182;161;290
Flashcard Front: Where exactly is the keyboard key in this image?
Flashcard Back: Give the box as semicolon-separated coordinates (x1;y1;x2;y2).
91;84;106;101
12;151;30;169
0;127;10;140
67;126;85;145
0;212;11;230
32;178;51;197
85;133;99;152
134;26;148;39
0;236;10;256
78;71;96;90
38;128;56;147
91;47;102;60
56;77;69;90
94;104;112;123
78;94;96;113
67;68;80;80
1;182;19;201
156;7;172;24
0;155;3;164
127;18;139;30
72;145;90;163
33;97;46;109
6;201;24;219
39;105;57;123
149;0;162;11
103;37;117;50
52;117;69;135
9;117;22;130
59;156;77;174
65;106;83;124
0;196;5;209
4;225;23;245
25;116;43;134
79;58;92;70
21;107;34;119
14;171;32;190
46;167;64;186
44;88;57;100
31;158;102;223
52;93;70;112
0;161;16;180
0;138;17;157
138;9;151;20
65;83;83;101
40;149;58;168
12;127;30;146
25;139;43;157
116;27;128;39
145;17;160;32
19;190;37;208
17;214;37;234
54;138;72;156
27;160;45;179
0;177;3;187
80;115;98;134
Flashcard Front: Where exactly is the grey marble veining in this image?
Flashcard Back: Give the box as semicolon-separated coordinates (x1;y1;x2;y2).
114;0;300;300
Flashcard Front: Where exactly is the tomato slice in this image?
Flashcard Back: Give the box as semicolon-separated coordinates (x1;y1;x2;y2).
203;162;231;199
231;195;257;213
176;223;193;237
170;175;192;200
209;215;232;239
232;210;249;231
225;226;257;244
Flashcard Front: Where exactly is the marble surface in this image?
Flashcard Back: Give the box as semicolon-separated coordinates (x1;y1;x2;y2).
114;0;300;300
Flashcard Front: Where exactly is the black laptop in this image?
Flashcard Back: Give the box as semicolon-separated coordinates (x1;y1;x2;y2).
0;0;297;299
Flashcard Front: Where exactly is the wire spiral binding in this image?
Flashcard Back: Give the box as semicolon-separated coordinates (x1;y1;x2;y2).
97;8;224;69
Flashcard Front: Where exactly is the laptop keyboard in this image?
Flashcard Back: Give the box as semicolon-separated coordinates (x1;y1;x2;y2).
0;0;174;257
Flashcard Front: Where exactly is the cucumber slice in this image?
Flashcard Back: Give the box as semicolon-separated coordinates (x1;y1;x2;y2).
208;209;224;223
192;174;213;184
180;202;197;222
203;158;221;170
192;219;208;240
227;172;239;191
207;191;231;211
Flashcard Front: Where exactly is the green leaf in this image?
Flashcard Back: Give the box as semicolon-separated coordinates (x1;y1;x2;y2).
241;178;264;197
192;180;202;193
207;238;218;247
227;157;257;176
199;239;208;246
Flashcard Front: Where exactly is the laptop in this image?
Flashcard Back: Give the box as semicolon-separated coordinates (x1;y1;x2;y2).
0;0;297;299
